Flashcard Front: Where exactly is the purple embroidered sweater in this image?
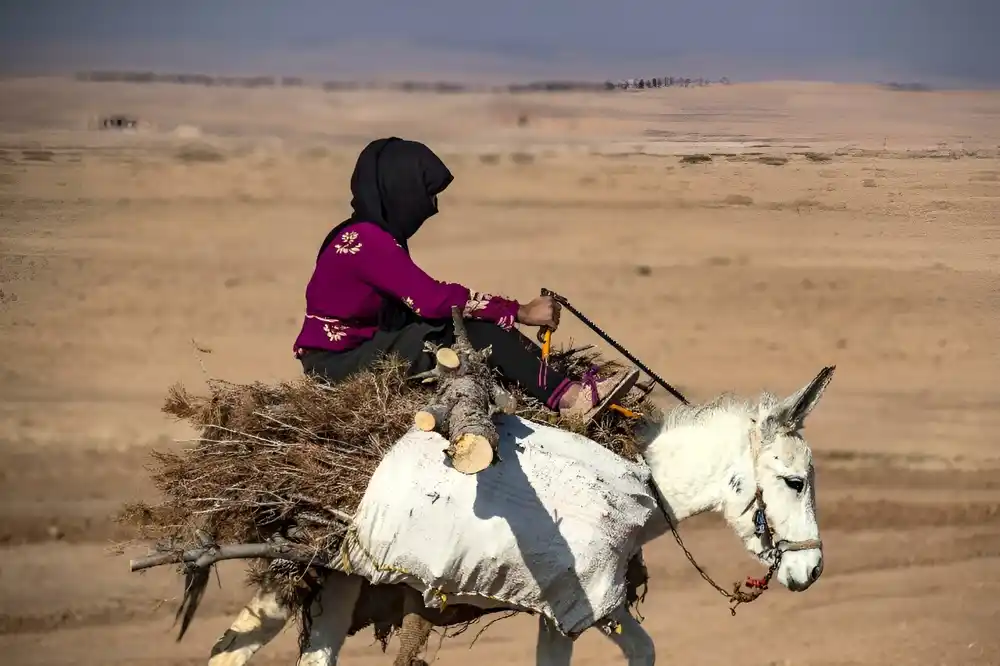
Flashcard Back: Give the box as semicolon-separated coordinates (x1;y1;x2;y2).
294;222;521;355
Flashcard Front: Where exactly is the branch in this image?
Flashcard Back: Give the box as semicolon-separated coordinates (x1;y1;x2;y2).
410;307;503;474
129;542;331;573
411;367;444;384
451;306;472;352
415;402;453;433
441;307;500;473
411;344;462;384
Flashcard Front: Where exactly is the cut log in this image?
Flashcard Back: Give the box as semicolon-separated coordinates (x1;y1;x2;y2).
441;373;498;473
446;307;501;472
447;433;495;475
414;404;450;433
411;346;462;384
435;347;460;370
413;307;503;475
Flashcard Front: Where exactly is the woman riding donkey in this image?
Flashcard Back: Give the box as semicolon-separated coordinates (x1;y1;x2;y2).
293;137;639;423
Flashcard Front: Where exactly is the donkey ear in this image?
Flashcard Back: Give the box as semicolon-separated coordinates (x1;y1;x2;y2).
767;366;836;432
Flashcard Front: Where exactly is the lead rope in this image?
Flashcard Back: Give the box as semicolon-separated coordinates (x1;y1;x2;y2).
537;288;780;614
649;480;782;616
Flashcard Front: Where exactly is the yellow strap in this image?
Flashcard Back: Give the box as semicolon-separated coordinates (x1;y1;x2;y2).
541;329;552;360
609;404;641;419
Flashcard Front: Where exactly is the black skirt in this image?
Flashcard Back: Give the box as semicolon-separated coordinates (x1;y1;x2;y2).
300;319;570;407
299;320;454;383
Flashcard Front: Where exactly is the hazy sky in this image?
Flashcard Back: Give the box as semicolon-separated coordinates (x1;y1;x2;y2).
1;1;996;85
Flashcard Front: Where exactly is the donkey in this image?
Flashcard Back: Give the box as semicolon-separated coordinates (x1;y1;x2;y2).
208;367;833;666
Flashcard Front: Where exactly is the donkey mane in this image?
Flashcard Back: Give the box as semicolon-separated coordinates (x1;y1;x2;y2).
656;391;782;431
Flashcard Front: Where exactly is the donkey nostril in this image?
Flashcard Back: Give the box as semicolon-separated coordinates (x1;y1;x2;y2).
810;564;822;581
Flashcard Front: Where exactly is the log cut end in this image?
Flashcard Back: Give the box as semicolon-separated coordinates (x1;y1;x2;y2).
435;347;461;370
447;433;495;475
413;306;504;475
414;410;438;432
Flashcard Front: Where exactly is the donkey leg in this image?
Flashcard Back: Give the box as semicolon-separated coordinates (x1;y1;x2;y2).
393;587;434;666
603;606;655;666
535;615;574;666
296;571;363;666
208;585;292;666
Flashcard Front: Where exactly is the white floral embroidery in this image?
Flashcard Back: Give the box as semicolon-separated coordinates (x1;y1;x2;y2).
497;313;516;330
463;291;493;317
305;314;350;343
323;321;348;342
402;296;422;315
334;230;363;255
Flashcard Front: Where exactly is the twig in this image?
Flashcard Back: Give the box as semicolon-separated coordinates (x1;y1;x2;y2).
288;493;354;523
411;367;444;383
297;512;346;529
253;411;318;438
129;542;331;572
469;611;519;648
451;307;471;349
189;338;212;377
551;344;595;361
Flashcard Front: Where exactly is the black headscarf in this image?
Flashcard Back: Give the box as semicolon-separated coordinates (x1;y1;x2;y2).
317;137;455;331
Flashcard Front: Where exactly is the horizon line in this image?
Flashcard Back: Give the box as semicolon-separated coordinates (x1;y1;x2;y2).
3;71;996;93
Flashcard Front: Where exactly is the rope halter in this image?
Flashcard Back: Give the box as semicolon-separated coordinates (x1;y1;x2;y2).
742;420;823;562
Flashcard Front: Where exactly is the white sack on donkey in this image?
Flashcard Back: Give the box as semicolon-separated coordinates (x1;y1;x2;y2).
344;414;657;636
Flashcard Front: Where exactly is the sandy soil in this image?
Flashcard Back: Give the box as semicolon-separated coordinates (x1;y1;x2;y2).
1;78;999;665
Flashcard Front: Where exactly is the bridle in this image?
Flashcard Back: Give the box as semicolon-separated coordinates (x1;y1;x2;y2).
742;421;823;566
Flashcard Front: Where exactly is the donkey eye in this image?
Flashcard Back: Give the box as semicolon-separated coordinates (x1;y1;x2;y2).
783;477;805;493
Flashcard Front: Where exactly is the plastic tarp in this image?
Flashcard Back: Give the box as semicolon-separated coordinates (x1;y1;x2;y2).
343;414;658;636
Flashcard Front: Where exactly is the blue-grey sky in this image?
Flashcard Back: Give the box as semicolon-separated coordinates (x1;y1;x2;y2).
1;1;997;86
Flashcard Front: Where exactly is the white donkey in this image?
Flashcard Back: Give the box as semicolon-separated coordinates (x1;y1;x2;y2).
209;366;833;666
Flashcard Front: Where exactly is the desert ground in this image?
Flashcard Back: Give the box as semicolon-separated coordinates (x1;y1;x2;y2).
1;77;999;665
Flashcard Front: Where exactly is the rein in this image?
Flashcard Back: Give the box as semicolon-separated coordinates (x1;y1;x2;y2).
535;288;822;615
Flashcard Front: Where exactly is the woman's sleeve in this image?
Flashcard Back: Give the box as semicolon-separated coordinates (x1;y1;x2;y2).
344;224;520;329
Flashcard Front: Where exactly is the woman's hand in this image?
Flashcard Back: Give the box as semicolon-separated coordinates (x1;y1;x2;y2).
517;296;560;329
